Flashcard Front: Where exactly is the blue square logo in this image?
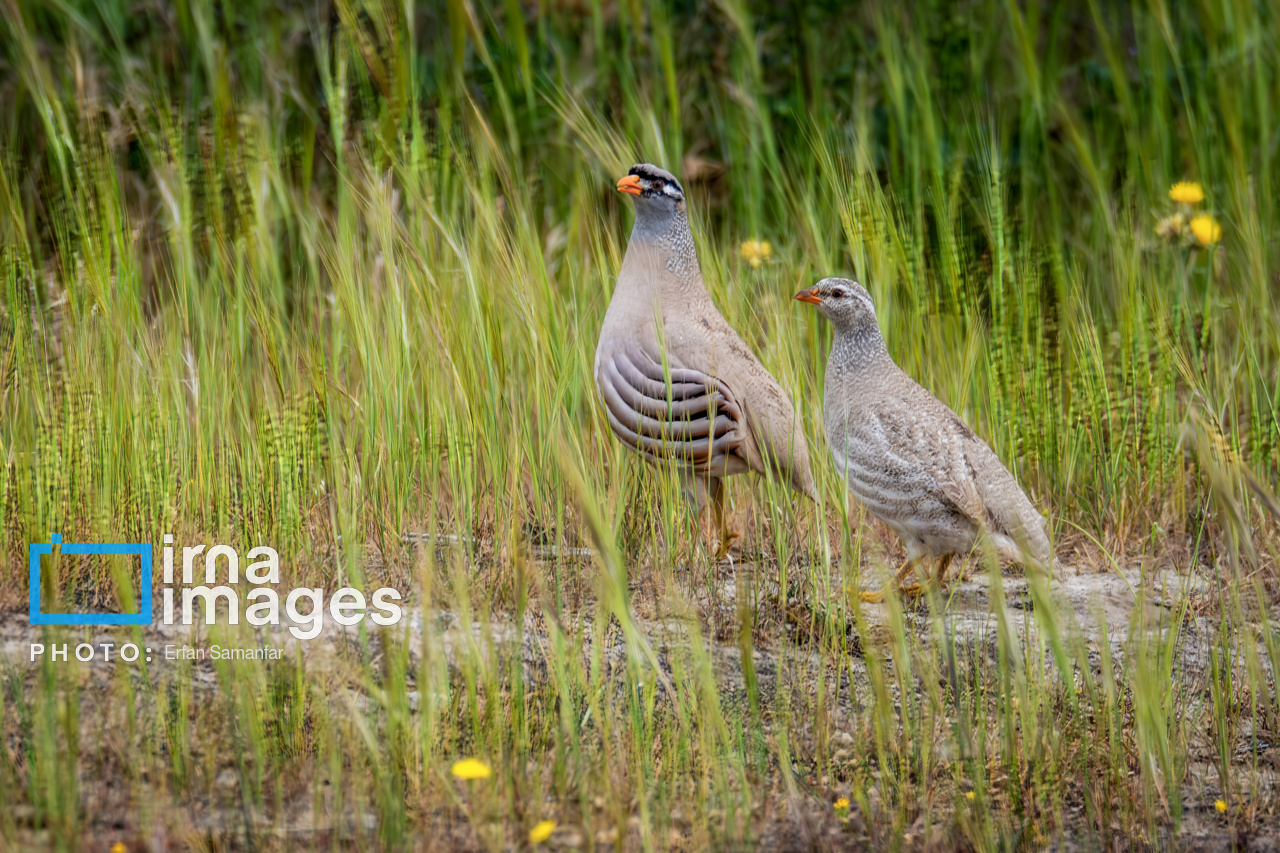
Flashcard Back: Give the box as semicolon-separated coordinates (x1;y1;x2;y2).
29;535;153;626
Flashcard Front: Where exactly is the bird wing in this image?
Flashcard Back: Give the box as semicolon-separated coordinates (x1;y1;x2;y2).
958;430;1052;562
597;342;745;471
916;398;1050;563
838;403;987;524
670;306;818;498
736;375;819;500
911;414;988;525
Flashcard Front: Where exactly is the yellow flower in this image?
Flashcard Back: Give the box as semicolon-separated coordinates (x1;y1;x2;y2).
529;820;557;844
1189;214;1222;245
450;758;492;780
1169;182;1205;205
739;239;774;269
1215;799;1227;813
833;796;850;818
966;791;976;800
111;845;127;853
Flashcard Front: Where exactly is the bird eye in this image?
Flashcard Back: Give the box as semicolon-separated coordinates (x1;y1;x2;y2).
832;288;847;299
652;179;665;191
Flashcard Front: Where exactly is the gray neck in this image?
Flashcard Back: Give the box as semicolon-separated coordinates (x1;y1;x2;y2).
828;320;892;378
630;200;697;277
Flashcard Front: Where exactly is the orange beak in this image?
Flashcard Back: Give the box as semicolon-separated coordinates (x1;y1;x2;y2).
794;286;822;305
616;174;642;196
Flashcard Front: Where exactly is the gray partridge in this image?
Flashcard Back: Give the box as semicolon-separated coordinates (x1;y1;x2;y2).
595;164;818;557
796;278;1051;596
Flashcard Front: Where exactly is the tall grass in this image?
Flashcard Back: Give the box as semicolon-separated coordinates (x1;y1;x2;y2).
1;0;1278;849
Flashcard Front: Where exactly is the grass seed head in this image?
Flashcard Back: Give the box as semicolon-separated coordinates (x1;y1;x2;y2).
1155;213;1185;241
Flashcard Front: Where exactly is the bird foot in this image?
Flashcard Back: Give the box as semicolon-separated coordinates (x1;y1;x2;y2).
859;583;927;604
715;529;743;562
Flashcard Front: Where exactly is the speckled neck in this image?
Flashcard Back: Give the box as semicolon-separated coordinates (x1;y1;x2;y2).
828;320;891;378
630;199;697;278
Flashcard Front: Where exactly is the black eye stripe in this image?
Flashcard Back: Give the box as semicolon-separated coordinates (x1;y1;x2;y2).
629;166;682;192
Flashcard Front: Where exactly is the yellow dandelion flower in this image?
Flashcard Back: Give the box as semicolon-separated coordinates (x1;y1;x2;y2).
1189;215;1222;245
450;758;492;780
529;820;557;844
739;239;774;269
833;796;850;818
111;844;127;853
1215;799;1227;813
966;791;976;800
1169;182;1205;205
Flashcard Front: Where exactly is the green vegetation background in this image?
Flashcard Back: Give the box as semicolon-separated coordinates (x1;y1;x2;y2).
2;0;1277;570
1;2;1279;847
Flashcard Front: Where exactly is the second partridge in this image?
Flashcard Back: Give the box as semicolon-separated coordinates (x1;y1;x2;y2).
796;278;1051;595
